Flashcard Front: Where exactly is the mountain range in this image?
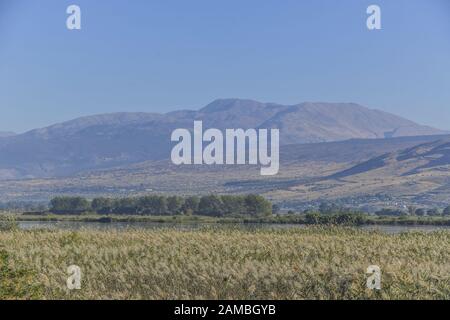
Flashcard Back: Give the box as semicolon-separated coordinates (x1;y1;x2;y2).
0;99;446;180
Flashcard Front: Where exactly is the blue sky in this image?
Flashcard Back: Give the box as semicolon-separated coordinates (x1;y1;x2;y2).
0;0;449;133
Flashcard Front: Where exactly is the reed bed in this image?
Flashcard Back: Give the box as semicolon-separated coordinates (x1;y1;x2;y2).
0;226;448;299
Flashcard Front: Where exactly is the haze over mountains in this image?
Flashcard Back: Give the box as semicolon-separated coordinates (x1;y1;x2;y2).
0;131;15;138
0;99;446;180
1;133;450;210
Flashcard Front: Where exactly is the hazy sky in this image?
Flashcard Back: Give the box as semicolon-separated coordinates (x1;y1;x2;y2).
0;0;449;133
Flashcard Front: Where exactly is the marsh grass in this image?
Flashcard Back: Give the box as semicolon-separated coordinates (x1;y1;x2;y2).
0;226;448;299
0;216;18;231
0;249;44;299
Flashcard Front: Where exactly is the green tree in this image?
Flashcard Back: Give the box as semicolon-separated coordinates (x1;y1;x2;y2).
182;196;200;215
167;196;184;215
244;194;272;216
49;196;90;214
415;208;426;216
407;206;417;216
137;196;167;215
221;195;245;215
305;212;320;224
91;197;114;214
114;197;138;215
334;213;365;226
198;195;224;216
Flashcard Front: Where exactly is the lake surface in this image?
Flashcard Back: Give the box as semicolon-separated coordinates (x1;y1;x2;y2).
17;221;450;234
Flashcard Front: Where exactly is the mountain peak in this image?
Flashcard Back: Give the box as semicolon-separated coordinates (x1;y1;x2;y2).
200;98;265;113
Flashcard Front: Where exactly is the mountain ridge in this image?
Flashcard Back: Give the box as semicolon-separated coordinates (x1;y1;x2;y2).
0;99;446;180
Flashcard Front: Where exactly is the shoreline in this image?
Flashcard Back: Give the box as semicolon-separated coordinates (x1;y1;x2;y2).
2;213;450;226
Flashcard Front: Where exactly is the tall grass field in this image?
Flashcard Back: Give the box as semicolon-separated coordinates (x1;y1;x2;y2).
0;227;449;299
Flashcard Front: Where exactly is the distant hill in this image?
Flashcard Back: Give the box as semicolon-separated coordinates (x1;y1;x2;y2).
2;134;450;209
0;99;446;180
329;137;450;179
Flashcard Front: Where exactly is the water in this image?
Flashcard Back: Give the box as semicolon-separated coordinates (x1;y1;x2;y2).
360;224;450;234
17;221;450;234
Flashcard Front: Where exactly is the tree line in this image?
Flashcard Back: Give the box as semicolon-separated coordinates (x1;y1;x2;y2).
49;194;273;217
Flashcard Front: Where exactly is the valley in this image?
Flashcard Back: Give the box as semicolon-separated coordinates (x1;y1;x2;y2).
1;133;450;212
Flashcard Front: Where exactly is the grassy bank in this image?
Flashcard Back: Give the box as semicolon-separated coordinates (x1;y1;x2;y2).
2;213;450;226
0;227;448;299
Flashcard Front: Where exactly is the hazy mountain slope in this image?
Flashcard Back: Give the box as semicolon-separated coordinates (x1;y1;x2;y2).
0;113;186;178
1;135;450;205
328;138;450;179
259;102;442;144
0;99;445;180
0;131;15;138
266;137;450;210
280;135;450;163
196;99;289;129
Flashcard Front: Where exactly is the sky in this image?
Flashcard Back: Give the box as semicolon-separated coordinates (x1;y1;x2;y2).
0;0;449;133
